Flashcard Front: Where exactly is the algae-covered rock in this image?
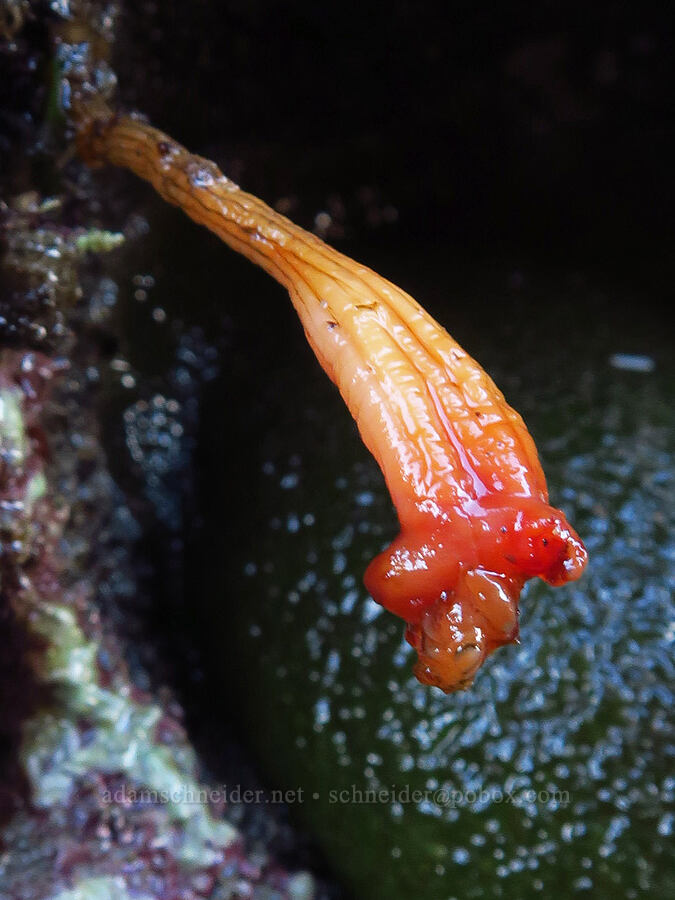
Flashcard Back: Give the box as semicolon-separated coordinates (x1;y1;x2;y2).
195;257;674;899
1;6;321;896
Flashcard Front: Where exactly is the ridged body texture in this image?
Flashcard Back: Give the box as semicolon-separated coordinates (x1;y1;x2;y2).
78;114;588;691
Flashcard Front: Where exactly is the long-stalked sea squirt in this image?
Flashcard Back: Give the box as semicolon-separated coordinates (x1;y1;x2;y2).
75;110;588;692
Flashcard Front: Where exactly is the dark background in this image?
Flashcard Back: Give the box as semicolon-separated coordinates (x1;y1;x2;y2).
117;0;675;273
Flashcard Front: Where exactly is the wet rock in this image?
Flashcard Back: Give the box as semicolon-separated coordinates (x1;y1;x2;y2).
196;259;674;899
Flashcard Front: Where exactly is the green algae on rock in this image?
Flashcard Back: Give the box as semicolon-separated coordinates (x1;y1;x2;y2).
51;877;154;900
0;349;240;887
1;6;320;888
0;255;318;897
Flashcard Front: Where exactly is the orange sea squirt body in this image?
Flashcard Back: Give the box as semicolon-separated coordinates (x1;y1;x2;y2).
74;110;588;694
364;492;587;692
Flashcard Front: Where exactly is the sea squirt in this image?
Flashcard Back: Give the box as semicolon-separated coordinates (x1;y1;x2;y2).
76;111;588;692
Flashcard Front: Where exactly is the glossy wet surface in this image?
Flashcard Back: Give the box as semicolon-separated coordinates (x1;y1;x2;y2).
174;238;674;898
